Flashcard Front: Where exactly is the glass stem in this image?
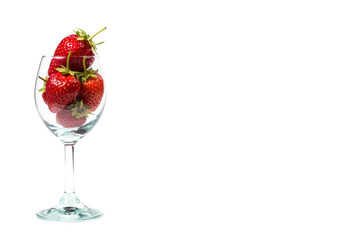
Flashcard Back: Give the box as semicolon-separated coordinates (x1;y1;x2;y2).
64;143;76;194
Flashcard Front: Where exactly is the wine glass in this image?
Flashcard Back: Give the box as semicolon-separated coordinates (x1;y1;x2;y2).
34;55;106;221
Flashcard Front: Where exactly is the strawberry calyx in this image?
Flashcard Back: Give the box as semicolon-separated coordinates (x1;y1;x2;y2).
67;100;92;119
38;75;48;92
74;27;106;54
77;56;99;83
56;51;78;76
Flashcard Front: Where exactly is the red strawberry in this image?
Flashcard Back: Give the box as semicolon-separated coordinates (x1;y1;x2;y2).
79;72;104;111
45;52;81;113
77;57;104;111
56;109;86;128
56;100;91;128
45;72;81;113
48;27;106;76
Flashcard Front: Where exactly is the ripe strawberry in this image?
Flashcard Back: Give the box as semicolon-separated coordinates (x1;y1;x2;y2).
45;73;80;113
79;72;104;111
56;100;91;128
77;57;104;111
56;109;86;128
48;27;106;76
45;52;81;113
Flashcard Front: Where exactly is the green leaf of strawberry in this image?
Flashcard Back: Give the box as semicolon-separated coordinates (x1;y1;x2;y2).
38;75;48;93
77;56;99;83
55;51;79;76
74;27;107;54
68;100;92;119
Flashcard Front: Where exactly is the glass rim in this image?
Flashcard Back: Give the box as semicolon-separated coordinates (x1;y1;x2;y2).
41;55;101;58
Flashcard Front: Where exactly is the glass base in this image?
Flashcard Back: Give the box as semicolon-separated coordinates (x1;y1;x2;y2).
36;193;102;222
36;207;102;222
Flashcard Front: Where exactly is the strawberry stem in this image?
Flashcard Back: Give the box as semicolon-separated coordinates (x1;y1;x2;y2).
38;76;47;82
89;27;107;41
66;51;71;71
82;56;88;76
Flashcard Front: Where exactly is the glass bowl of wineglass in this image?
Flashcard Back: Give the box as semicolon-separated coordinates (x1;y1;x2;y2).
34;53;106;221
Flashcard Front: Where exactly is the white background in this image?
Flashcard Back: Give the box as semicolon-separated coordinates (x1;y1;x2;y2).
0;0;359;239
